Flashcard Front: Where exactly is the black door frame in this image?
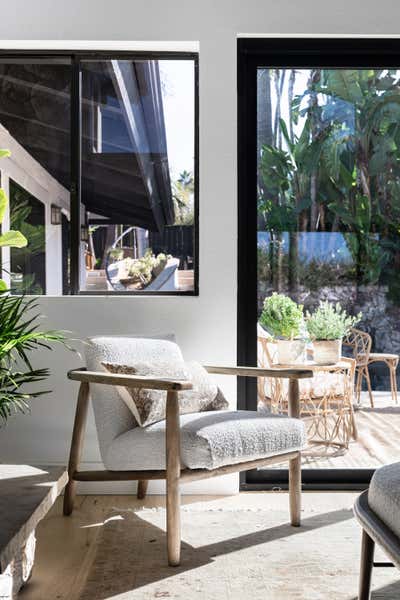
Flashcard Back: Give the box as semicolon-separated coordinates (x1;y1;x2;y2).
237;37;400;490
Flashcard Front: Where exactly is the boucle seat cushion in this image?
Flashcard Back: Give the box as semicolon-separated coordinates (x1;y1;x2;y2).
105;410;307;471
369;462;400;539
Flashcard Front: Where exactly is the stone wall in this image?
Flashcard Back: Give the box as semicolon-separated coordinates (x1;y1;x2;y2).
258;283;400;390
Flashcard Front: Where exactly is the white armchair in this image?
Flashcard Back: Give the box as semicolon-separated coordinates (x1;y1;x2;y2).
63;335;312;566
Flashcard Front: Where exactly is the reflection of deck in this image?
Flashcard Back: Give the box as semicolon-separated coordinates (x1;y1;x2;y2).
265;391;400;470
84;269;194;292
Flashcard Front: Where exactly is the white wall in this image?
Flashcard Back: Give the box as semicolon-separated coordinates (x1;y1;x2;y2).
1;0;400;494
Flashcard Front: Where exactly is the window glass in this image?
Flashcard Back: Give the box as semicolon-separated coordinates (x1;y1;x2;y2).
80;59;196;293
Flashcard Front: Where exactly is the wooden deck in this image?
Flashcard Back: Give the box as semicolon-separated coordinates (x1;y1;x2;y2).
264;391;400;471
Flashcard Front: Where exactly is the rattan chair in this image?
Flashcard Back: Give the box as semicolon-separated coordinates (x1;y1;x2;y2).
343;328;373;407
367;352;399;404
257;329;357;449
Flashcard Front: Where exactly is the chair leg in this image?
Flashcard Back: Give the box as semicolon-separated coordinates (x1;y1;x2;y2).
166;390;181;566
356;369;362;404
288;379;301;527
137;480;148;500
359;530;374;600
390;361;398;404
63;382;90;516
350;403;358;440
364;368;374;408
289;453;301;527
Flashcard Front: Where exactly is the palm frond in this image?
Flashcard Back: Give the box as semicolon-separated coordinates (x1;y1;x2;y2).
0;292;71;423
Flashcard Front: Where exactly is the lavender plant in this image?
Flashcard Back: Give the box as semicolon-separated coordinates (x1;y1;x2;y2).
306;301;361;341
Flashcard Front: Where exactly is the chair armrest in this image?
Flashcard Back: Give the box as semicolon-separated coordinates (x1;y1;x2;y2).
203;365;313;379
67;368;193;391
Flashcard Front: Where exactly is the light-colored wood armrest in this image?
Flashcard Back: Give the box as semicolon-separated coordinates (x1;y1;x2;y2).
67;368;193;391
203;365;313;379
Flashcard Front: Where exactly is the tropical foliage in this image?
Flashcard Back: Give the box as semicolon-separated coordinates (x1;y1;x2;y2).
0;294;68;422
173;170;194;225
257;68;400;299
0;150;27;291
260;292;303;339
9;183;46;294
306;301;361;341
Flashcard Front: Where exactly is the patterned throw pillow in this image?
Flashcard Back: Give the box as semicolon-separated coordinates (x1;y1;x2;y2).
101;360;228;427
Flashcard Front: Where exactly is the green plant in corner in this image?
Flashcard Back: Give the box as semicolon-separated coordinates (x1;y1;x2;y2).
260;293;303;339
0;149;27;291
0;293;69;423
306;301;361;341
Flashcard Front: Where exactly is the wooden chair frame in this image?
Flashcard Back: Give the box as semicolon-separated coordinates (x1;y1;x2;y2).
64;365;312;566
354;490;400;599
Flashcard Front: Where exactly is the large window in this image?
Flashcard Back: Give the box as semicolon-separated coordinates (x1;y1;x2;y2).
238;39;400;488
0;52;198;295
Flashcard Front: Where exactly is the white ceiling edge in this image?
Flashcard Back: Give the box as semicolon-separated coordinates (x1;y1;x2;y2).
0;40;199;52
238;33;400;38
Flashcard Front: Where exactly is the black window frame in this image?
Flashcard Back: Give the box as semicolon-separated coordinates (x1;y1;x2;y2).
237;37;400;490
0;49;199;296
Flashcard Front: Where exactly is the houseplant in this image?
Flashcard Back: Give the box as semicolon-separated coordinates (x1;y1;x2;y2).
306;301;361;365
0;148;68;421
0;293;68;422
259;293;305;364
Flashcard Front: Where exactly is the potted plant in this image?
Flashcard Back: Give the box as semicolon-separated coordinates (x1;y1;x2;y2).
0;149;69;422
259;293;305;364
0;293;69;422
305;301;361;365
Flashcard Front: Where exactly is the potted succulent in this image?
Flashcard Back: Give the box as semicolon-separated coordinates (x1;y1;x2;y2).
305;301;361;365
259;293;305;364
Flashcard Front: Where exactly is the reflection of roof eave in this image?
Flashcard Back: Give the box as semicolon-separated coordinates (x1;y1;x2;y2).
108;60;174;232
0;61;174;233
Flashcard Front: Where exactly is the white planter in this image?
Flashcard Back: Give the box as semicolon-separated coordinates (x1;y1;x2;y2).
276;339;305;365
312;339;342;365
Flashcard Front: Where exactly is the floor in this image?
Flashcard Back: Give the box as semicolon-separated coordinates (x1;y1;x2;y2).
19;492;400;600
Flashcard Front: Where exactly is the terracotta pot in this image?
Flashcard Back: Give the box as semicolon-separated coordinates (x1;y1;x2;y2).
312;339;342;365
276;339;305;365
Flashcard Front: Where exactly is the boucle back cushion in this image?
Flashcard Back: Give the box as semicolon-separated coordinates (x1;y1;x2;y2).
102;360;228;427
85;335;181;460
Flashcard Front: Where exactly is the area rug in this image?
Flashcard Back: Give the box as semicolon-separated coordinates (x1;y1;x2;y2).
78;501;400;600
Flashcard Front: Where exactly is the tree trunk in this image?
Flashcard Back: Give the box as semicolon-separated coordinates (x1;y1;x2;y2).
308;69;321;231
288;232;299;293
257;69;273;196
101;225;117;269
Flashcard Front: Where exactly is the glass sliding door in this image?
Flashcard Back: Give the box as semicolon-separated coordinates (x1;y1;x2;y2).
238;39;400;488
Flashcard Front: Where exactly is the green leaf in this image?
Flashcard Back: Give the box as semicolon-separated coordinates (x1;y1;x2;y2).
0;279;8;291
0;189;7;224
324;70;363;105
0;149;11;159
0;230;28;248
279;118;294;153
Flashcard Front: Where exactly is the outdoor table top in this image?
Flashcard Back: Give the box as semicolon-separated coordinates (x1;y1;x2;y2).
0;464;68;573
